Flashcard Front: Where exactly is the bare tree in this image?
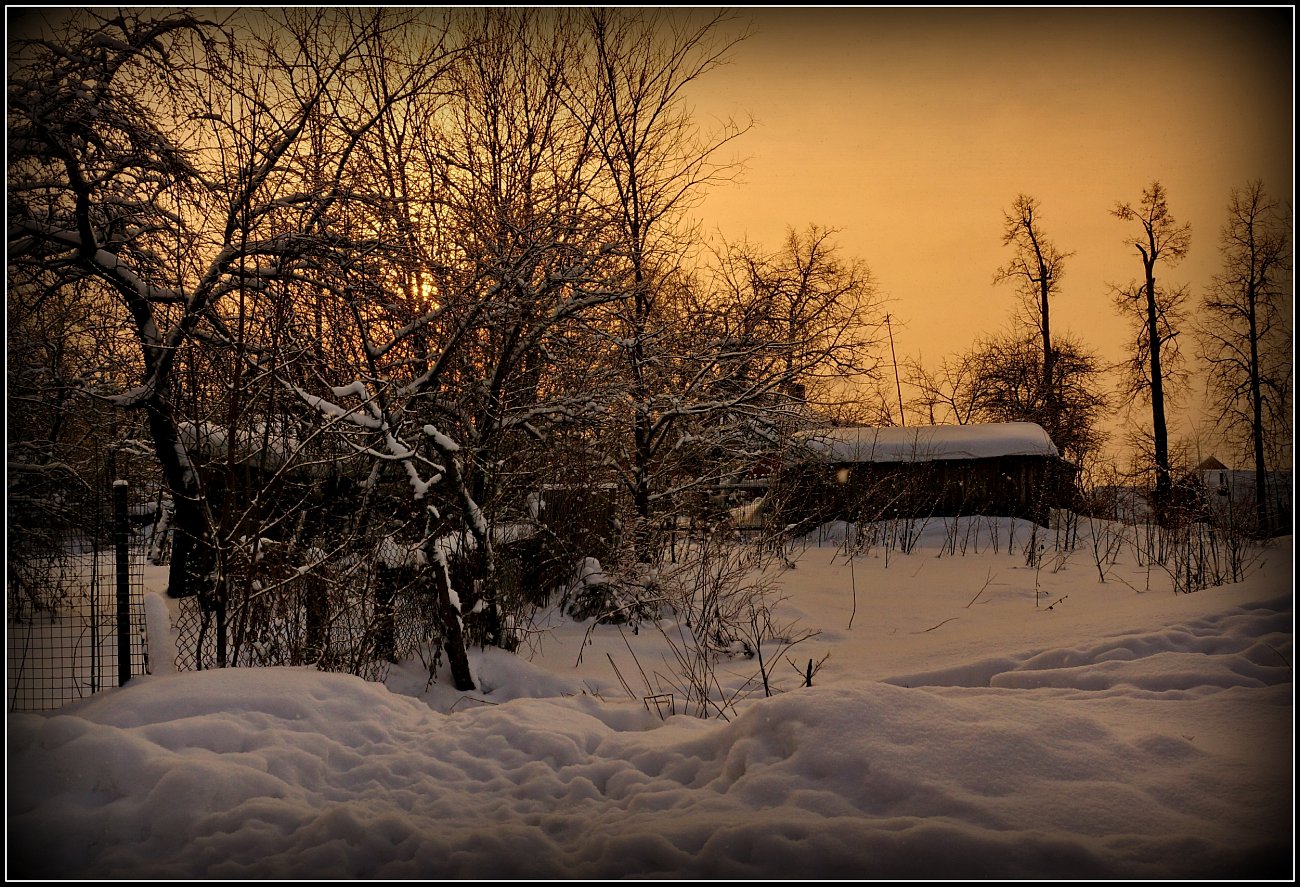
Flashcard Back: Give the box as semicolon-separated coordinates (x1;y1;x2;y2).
1198;180;1293;534
965;331;1109;465
10;9;245;603
567;8;752;559
1112;181;1193;522
720;225;883;410
905;330;1108;464
8;9;475;675
904;350;988;427
993;195;1075;447
907;197;1104;464
272;9;639;682
646;228;884;516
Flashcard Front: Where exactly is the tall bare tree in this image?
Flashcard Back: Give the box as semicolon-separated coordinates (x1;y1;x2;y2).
1198;180;1293;534
1112;181;1192;521
993;195;1075;447
569;8;751;558
297;8;627;661
11;9;245;602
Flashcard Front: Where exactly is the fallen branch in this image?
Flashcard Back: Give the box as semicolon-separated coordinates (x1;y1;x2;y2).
915;616;960;634
965;569;996;608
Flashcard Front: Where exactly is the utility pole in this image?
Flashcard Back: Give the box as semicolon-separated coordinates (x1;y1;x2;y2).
886;314;905;426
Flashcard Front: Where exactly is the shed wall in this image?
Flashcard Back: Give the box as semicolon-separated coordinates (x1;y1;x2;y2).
776;455;1075;528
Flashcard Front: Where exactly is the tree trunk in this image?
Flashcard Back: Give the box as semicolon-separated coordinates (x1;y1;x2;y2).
1040;272;1055;445
1144;269;1172;523
431;550;475;692
629;255;656;563
1247;285;1269;535
146;397;214;600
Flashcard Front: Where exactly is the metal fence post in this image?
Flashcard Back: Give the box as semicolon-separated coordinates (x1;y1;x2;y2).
113;480;131;687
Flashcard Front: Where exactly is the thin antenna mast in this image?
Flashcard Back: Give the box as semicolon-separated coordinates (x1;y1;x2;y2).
886;314;905;426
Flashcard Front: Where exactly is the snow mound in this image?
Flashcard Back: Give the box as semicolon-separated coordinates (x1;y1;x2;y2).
10;631;1290;878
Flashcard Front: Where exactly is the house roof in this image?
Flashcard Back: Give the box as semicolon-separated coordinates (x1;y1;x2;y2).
793;422;1061;463
1196;455;1229;471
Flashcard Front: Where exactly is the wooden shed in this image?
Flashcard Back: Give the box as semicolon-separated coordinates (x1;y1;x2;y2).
775;422;1076;528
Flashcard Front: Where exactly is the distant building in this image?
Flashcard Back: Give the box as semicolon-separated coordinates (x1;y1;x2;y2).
774;422;1076;528
1184;455;1293;536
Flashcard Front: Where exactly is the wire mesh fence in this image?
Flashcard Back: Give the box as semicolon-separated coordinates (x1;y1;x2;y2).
7;483;149;712
171;558;442;684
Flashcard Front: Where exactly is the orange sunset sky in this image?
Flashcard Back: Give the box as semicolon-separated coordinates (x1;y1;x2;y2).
7;6;1292;466
685;6;1293;462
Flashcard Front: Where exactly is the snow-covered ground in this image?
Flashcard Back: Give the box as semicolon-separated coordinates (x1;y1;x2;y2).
7;517;1293;879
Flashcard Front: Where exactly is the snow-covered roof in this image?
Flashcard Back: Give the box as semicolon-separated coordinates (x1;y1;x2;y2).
793;422;1060;463
176;420;347;479
178;421;297;471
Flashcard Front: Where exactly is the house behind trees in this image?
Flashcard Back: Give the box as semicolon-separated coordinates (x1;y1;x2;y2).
1181;456;1293;537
